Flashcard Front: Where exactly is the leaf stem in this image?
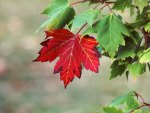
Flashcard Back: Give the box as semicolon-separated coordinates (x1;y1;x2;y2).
76;23;87;35
105;2;113;13
100;4;107;10
71;0;114;6
134;91;145;102
94;2;101;9
75;0;113;34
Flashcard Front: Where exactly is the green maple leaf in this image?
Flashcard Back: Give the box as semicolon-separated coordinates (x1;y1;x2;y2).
144;22;150;32
136;6;150;21
133;0;150;13
117;41;136;60
117;30;142;60
38;0;75;31
110;60;126;79
139;48;150;63
113;0;132;12
93;13;130;58
71;9;99;31
109;91;139;111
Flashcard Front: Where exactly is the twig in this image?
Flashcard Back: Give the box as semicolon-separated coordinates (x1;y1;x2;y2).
94;2;101;9
105;1;115;4
129;102;150;113
75;0;113;34
100;4;107;10
134;91;145;102
71;0;114;6
141;28;150;48
129;92;150;113
76;23;87;34
105;2;113;13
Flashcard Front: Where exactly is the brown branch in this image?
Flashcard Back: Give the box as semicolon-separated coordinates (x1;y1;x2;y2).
94;2;101;9
134;91;145;102
143;102;150;108
105;1;115;4
100;4;108;10
141;28;150;48
76;23;87;34
104;2;113;13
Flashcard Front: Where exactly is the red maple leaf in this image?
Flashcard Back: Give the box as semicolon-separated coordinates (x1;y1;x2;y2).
34;29;100;88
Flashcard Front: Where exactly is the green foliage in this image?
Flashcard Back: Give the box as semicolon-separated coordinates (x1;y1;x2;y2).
109;92;139;110
71;9;99;31
93;13;130;58
136;6;150;22
110;60;127;79
113;0;132;12
117;38;136;60
37;0;150;111
94;92;150;113
103;106;124;113
37;0;150;86
38;0;75;31
139;48;150;63
133;0;150;13
127;62;146;77
144;22;150;32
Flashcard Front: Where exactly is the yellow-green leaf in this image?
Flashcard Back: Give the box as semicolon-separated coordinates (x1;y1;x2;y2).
133;0;149;13
139;48;150;63
144;22;150;32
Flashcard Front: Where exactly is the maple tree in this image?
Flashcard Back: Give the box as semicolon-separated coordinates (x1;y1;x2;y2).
35;0;150;112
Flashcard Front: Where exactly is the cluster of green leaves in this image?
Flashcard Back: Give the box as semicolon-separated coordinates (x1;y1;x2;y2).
39;0;150;80
94;91;150;113
108;0;150;79
36;0;150;112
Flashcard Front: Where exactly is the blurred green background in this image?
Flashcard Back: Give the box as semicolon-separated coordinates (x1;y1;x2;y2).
0;0;150;113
